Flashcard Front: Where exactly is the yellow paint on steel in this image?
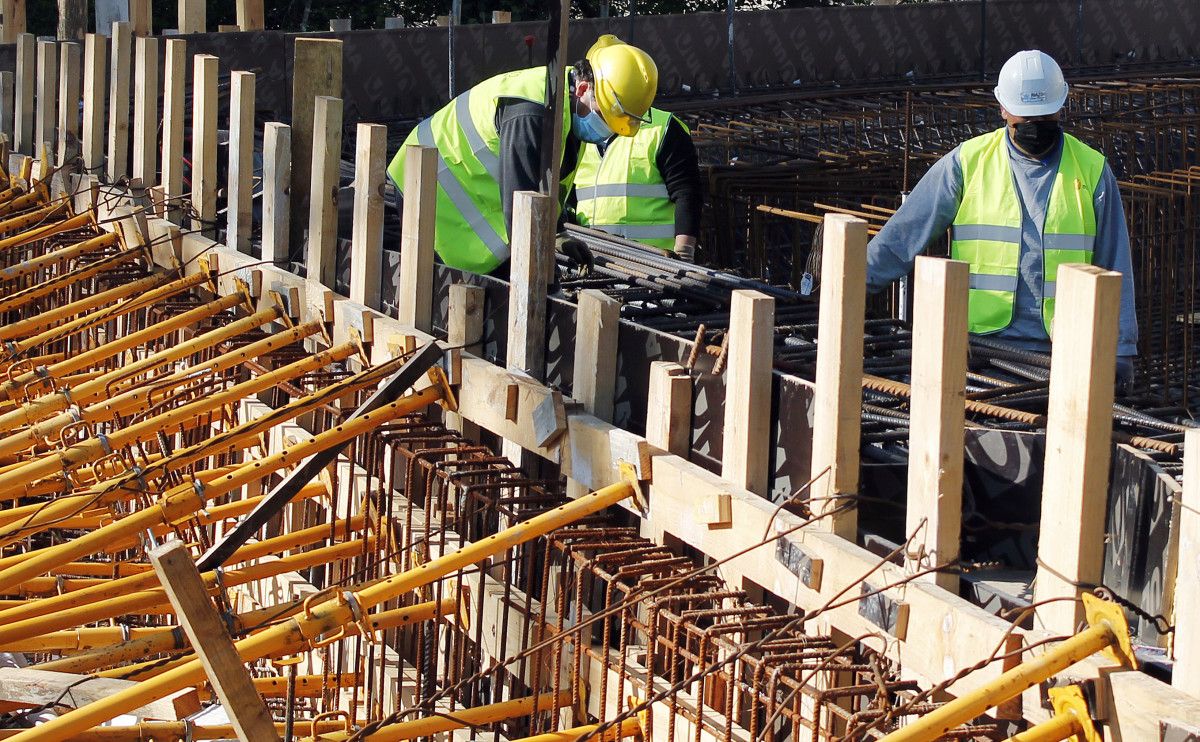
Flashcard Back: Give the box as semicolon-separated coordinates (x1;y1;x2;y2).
507;718;644;742
0;196;64;225
0;721;351;740
0;270;172;343
0;209;96;254
312;691;573;741
2;270;208;359
0;246;143;315
1006;686;1100;742
4;476;630;741
0;341;357;503
878;596;1133;742
0;303;284;431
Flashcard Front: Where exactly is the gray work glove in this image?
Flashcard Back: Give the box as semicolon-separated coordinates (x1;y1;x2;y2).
556;232;594;275
674;242;696;263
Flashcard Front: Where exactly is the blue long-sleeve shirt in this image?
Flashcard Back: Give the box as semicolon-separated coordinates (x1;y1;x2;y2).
866;131;1139;357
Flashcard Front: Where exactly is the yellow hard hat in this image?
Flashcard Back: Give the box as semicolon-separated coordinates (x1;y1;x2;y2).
585;38;658;137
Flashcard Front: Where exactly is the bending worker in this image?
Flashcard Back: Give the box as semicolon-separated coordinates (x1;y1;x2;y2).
866;49;1137;386
386;36;658;276
571;75;703;261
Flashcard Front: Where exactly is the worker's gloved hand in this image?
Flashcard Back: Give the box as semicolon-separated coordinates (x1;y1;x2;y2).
1115;356;1136;396
556;232;594;275
673;242;696;263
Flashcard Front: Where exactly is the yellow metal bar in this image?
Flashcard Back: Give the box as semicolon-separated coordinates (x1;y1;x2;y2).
0;196;64;226
5;475;630;740
507;718;644;742
0;210;96;255
0;721;350;740
0;269;170;343
4;270;207;359
0;303;284;431
0;246;142;315
1006;686;1100;742
878;596;1132;742
0;341;357;502
313;691;573;741
1008;715;1080;742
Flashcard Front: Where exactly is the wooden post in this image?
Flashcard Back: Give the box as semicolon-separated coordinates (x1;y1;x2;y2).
904;256;969;592
57;0;87;40
397;145;437;332
261;122;291;267
572;289;621;422
190;54;219;237
149;541;282;742
492;10;512;22
227;71;255;253
507;190;554;379
445;283;484;434
721;289;775;497
131;35;158;186
1174;427;1200;697
0;72;12;147
810;213;868;539
305;95;342;287
350;123;386;309
1;1;25;44
81;33;106;174
290;38;343;258
14;34;34;155
35;40;57;163
105;21;131;182
129;0;151;36
236;0;265;31
56;41;80;169
646;361;692;457
160;38;185;223
178;0;205;34
1032;264;1122;634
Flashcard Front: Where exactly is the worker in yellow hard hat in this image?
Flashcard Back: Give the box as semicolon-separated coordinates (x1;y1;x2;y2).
386;34;659;276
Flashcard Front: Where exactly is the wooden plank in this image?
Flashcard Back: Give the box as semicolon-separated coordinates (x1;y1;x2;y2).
904;256;968;592
149;541;281;742
261;122;291;267
81;33;105;173
0;72;12;146
304;94;342;287
57;0;87;40
129;0;152;36
0;667;181;720
810;213;867;539
105;21;131;182
572;289;620;422
131;35;158;187
226;70;255;253
14;34;33;155
1103;668;1200;741
492;10;512;22
445;283;484;434
1173;427;1200;697
721;289;775;497
56;41;80;169
189;54;218;238
236;0;265;31
160;38;185;223
1033;264;1121;633
35;40;57;167
349;123;386;309
177;0;205;34
0;0;24;44
290;38;342;255
397;144;437;331
646;361;692;458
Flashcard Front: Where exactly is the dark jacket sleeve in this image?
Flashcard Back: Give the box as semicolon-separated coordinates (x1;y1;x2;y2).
495;98;582;236
655;117;703;238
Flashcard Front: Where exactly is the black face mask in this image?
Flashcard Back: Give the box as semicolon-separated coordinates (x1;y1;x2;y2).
1011;120;1062;156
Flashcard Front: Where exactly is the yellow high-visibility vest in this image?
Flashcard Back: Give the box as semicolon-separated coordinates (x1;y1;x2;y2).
951;127;1105;334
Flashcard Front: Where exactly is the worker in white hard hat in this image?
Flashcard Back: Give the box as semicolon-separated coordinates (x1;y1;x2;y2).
866;50;1138;390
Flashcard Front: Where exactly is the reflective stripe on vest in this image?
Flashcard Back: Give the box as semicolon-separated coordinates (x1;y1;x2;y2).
949;127;1105;336
575;108;682;251
386;66;574;275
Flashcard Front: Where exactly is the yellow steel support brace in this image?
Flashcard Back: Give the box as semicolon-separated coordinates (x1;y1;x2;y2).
1006;686;1101;742
508;718;645;742
5;475;634;740
311;691;572;741
878;595;1134;742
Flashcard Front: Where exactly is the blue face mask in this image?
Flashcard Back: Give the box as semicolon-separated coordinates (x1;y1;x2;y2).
572;110;613;144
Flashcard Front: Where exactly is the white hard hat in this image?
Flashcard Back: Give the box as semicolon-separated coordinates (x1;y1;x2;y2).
994;50;1068;117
